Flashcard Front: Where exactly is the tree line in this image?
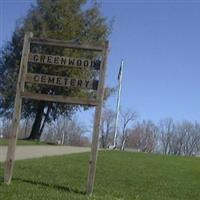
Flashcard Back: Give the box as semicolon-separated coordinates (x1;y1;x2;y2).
1;107;200;156
0;116;90;147
99;107;200;157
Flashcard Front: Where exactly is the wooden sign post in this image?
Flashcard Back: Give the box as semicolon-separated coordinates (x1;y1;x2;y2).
86;41;108;194
4;32;33;184
4;32;109;195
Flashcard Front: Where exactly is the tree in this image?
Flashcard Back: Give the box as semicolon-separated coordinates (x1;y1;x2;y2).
159;118;175;155
0;118;11;138
127;120;158;153
169;121;200;156
42;116;89;146
100;107;115;148
157;119;200;156
0;0;111;140
119;109;137;150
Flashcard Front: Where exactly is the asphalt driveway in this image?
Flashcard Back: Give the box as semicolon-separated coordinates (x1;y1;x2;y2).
0;145;90;162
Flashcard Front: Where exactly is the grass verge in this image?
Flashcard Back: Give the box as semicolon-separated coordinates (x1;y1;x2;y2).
0;151;200;200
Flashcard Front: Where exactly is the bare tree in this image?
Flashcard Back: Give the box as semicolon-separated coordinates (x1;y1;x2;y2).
172;121;200;156
0;118;33;139
0;118;11;138
119;109;138;150
18;118;33;139
42;117;89;146
67;120;89;146
100;107;115;148
157;119;200;156
159;118;175;155
126;126;141;151
127;120;158;153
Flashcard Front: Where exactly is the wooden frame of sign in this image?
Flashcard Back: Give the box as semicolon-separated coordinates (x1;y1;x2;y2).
4;32;108;195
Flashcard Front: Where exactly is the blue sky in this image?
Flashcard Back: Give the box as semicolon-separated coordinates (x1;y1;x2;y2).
1;0;200;124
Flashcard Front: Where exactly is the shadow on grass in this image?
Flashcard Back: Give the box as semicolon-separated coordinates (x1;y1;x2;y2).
11;177;86;195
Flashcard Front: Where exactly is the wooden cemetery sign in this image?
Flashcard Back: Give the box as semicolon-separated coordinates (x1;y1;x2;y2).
4;32;108;194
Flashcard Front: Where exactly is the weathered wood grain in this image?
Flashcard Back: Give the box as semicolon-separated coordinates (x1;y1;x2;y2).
4;32;33;184
86;41;109;194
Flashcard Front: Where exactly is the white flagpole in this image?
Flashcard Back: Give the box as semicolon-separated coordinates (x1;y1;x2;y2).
113;60;124;148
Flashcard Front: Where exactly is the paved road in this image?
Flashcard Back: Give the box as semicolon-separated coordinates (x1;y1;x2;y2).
0;145;90;162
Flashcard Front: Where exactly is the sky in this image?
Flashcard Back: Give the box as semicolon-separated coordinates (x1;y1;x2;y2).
1;0;200;125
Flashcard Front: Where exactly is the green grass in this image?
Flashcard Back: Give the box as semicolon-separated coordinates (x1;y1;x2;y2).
0;139;48;146
0;151;200;200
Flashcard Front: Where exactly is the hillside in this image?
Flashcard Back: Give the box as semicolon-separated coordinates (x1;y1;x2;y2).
0;151;200;200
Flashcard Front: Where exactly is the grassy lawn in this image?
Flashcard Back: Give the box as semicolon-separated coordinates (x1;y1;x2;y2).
0;151;200;200
0;139;48;146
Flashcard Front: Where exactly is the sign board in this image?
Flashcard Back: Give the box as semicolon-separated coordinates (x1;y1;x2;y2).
29;53;101;70
18;37;104;105
25;73;98;90
4;32;108;195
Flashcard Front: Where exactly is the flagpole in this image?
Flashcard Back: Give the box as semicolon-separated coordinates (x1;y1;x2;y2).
113;60;124;148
